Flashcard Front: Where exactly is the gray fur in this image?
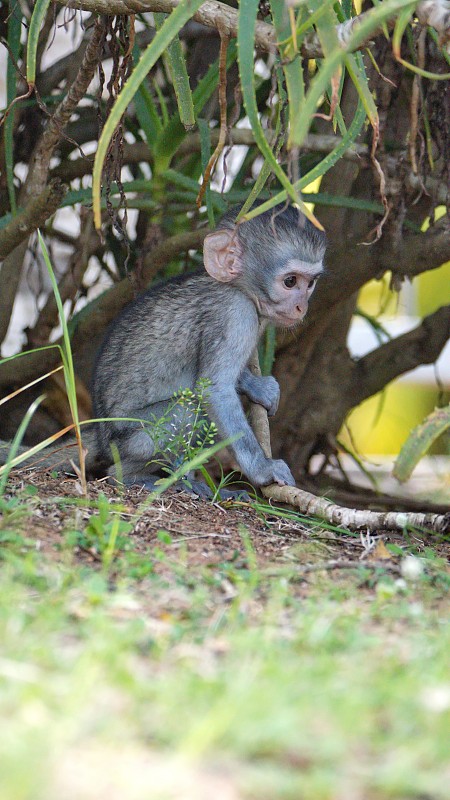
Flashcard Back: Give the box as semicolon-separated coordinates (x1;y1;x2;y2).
92;204;326;489
0;205;325;488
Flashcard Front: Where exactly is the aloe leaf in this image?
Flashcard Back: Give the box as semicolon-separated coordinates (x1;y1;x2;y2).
243;100;367;220
153;41;237;167
270;1;305;120
26;0;52;86
295;0;335;42
238;65;286;217
345;53;378;127
311;0;340;56
132;44;163;143
238;0;299;205
5;2;22;213
92;0;204;229
393;404;450;482
154;13;195;131
392;4;415;59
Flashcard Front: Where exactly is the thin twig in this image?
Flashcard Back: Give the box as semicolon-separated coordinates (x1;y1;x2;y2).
196;26;229;208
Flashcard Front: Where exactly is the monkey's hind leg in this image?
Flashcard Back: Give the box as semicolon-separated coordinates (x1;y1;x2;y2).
106;426;159;487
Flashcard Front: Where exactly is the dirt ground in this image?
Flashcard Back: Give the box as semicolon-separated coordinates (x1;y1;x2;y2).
3;467;449;578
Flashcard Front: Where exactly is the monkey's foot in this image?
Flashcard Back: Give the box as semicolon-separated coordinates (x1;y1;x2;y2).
177;477;250;502
126;475;250;502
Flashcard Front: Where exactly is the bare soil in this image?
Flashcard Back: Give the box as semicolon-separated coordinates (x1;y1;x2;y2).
4;467;449;581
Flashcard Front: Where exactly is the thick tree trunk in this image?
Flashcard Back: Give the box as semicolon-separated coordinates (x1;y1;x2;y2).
270;48;449;476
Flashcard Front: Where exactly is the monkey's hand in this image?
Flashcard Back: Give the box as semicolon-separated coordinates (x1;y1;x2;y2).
237;371;280;416
257;458;295;487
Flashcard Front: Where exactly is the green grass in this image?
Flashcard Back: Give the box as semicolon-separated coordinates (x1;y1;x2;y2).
0;513;448;800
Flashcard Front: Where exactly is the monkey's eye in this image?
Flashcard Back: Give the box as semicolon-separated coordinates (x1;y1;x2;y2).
308;278;317;289
283;275;297;289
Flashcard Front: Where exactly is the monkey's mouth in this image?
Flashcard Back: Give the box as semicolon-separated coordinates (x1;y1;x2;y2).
259;302;302;328
275;314;303;328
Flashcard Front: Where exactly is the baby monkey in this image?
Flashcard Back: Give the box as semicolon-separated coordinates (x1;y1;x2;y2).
92;204;326;491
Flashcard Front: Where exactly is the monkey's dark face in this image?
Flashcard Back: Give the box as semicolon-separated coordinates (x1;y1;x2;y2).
257;257;323;327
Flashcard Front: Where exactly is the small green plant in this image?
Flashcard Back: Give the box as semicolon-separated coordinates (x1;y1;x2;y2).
145;378;224;497
65;492;133;571
142;378;251;501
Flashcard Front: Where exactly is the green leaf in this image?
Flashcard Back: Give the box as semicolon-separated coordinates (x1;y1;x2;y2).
37;232;79;433
26;0;52;86
5;2;22;214
310;0;340;57
154;13;195;131
243;100;367;220
153;41;238;168
132;44;163;143
92;0;205;229
393;405;450;483
0;397;44;495
238;0;299;206
392;4;415;60
238;74;285;216
270;1;305;122
260;325;276;377
345;53;378;127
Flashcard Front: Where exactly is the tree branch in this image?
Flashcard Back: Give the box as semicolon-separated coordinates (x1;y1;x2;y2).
25;18;105;195
0;230;205;391
248;349;448;533
0;18;105;351
392;216;450;277
57;0;437;58
50;132;370;182
353;305;450;404
0;180;67;262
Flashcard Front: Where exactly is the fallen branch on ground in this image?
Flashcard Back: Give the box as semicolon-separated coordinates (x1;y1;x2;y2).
248;351;449;534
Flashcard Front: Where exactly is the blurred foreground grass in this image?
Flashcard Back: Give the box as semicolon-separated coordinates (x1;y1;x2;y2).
0;518;448;800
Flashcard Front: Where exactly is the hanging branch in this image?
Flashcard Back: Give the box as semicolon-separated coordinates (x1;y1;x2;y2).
248;350;448;534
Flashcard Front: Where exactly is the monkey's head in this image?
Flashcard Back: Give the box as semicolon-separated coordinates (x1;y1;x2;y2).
203;204;326;328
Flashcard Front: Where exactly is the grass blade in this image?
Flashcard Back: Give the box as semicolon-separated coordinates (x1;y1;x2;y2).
0;397;44;494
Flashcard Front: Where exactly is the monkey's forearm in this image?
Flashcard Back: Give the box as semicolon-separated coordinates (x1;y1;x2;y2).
209;386;294;487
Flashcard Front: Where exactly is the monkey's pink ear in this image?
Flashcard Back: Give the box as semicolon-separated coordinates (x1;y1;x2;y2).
203;229;243;282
